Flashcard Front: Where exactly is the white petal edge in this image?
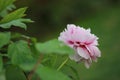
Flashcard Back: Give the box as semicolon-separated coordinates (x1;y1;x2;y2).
84;59;92;69
77;47;90;59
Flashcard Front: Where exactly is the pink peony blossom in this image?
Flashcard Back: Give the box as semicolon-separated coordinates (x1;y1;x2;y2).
58;24;101;68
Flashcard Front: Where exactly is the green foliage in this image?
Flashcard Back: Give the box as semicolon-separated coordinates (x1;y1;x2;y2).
36;39;74;55
0;7;26;23
0;0;16;17
0;8;33;29
8;40;35;71
5;66;27;80
0;0;78;80
0;56;3;72
0;32;11;48
36;66;71;80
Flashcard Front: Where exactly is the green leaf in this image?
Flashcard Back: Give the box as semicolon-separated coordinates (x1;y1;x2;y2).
0;7;26;23
0;18;33;29
8;40;35;71
0;56;3;72
36;66;72;80
0;7;33;29
5;65;27;80
0;32;11;48
0;0;16;13
35;39;74;55
0;4;16;17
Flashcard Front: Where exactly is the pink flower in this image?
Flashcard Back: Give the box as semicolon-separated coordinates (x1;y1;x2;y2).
58;24;101;68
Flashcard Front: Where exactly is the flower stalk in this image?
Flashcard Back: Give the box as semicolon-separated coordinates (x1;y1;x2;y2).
57;57;69;71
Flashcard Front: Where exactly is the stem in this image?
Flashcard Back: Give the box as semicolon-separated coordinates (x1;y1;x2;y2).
28;54;43;80
57;57;69;71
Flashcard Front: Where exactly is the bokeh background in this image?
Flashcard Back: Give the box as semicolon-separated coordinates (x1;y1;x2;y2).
15;0;120;80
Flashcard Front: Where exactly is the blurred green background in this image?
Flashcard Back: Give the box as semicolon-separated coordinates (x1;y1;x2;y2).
10;0;120;80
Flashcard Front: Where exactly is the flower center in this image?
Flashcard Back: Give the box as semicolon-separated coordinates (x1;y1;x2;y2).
68;40;87;48
73;41;86;48
68;40;74;44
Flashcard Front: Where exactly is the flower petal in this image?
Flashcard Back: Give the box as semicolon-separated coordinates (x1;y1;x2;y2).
91;56;98;62
77;47;90;59
87;46;101;57
93;46;101;57
84;59;92;69
69;53;82;62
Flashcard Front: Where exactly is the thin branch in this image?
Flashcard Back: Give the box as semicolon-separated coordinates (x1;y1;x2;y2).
28;54;43;80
